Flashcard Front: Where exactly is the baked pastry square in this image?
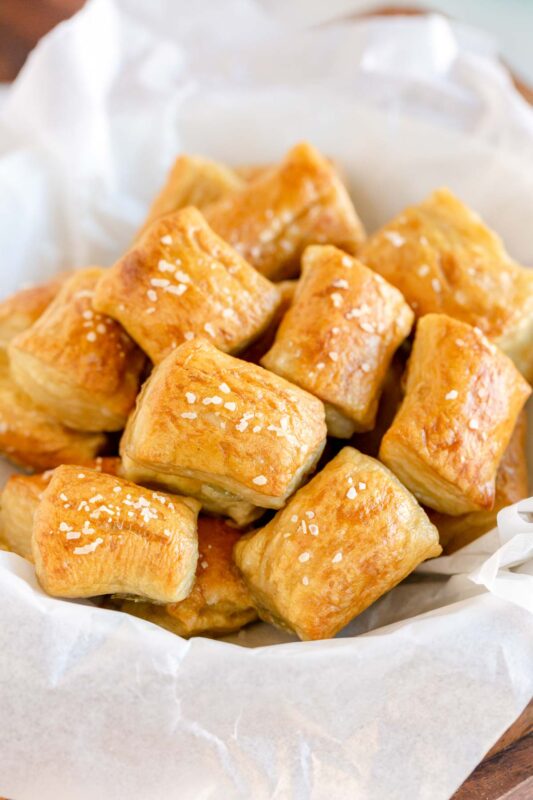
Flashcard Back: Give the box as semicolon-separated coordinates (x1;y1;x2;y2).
121;338;327;512
94;207;281;364
9;268;145;432
380;314;531;515
0;271;71;349
261;245;414;437
120;516;257;638
33;465;200;602
204;142;365;280
138;155;243;237
430;410;528;553
359;188;533;382
234;446;441;641
0;352;105;470
0;457;121;561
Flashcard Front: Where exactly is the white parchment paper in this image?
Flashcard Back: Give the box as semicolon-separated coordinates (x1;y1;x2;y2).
0;2;532;799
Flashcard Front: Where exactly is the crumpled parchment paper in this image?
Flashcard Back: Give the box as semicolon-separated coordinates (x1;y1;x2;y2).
0;3;531;798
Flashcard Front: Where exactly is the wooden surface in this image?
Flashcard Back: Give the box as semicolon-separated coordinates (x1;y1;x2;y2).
453;728;533;800
0;2;531;799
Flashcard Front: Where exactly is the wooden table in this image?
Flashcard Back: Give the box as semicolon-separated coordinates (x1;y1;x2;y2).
0;2;531;798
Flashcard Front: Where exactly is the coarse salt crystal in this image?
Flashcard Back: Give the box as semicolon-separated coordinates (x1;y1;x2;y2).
73;538;103;555
158;259;175;272
384;231;405;247
165;284;187;296
345;308;362;320
253;475;267;486
89;494;104;504
332;278;349;289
